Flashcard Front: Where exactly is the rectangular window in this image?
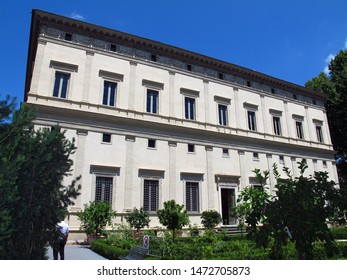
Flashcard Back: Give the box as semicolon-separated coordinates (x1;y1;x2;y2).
188;144;195;153
222;148;229;157
102;133;111;143
279;155;284;164
253;152;259;160
148;139;156;149
218;104;228;126
95;176;113;204
53;71;70;98
143;179;159;212
151;54;157;62
273;116;282;136
296;121;304;139
64;33;72;41
110;44;117;52
185;97;196;120
146;89;159;114
102;80;117;106
316;126;324;143
186;182;199;212
247;111;257;131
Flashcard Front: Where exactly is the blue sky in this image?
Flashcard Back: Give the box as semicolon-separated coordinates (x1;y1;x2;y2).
1;0;346;106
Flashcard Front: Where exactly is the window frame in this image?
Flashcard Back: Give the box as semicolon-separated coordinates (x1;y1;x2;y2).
295;120;304;139
146;88;159;114
102;80;118;107
94;175;114;204
184;96;196;120
185;181;200;213
218;103;228;126
143;178;159;212
99;70;124;107
102;133;112;144
247;110;257;131
50;60;78;100
273;116;282;136
52;71;71;99
147;139;157;149
188;143;195;154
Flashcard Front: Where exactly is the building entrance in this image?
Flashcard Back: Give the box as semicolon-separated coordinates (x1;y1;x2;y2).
221;188;236;225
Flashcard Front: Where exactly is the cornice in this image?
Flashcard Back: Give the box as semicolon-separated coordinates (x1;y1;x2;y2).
28;9;325;101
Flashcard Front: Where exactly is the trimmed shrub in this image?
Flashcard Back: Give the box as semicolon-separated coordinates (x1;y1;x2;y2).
330;227;347;240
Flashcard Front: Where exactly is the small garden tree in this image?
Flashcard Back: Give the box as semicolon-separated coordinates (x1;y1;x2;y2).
201;210;222;229
125;207;150;232
157;200;189;240
233;169;270;243
78;201;116;236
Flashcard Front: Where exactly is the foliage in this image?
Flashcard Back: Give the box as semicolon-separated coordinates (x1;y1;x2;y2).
78;201;116;235
0;97;81;259
239;161;344;259
91;237;134;260
200;210;222;229
330;227;347;240
157;200;189;240
232;169;270;243
125;207;150;232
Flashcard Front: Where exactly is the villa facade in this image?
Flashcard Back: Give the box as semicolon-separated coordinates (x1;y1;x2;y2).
25;10;337;237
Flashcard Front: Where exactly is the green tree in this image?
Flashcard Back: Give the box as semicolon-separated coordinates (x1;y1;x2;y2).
157;200;189;240
78;201;116;236
233;169;270;246
125;207;150;232
200;210;222;229
0;97;81;259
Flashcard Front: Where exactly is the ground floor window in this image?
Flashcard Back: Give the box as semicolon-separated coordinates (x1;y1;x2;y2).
143;179;159;212
186;182;200;212
95;176;113;204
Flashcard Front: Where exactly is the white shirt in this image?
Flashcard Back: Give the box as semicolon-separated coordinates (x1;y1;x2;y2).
57;221;69;237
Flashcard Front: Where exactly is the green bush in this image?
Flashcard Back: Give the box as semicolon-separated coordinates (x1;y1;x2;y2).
91;235;137;259
330;227;347;239
77;201;116;235
201;210;222;229
336;242;347;258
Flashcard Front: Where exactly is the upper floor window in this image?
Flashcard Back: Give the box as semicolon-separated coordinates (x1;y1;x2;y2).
102;80;117;106
316;125;324;143
146;89;159;114
218;104;228;126
53;71;70;98
247;111;257;131
244;103;258;132
273;116;282;136
99;70;124;107
185;97;196;120
296;121;304;139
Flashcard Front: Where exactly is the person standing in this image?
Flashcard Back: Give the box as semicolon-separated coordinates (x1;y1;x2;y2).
52;220;69;260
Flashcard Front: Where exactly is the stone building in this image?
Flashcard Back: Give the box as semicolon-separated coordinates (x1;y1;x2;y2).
25;10;337;237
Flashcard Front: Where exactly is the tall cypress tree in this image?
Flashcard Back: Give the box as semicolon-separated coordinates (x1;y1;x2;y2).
0;97;80;259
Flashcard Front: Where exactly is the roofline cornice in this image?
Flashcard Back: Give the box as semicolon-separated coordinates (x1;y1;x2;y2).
25;9;325;101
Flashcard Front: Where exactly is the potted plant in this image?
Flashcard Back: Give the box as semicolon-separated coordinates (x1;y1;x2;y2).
125;207;150;238
77;201;116;243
